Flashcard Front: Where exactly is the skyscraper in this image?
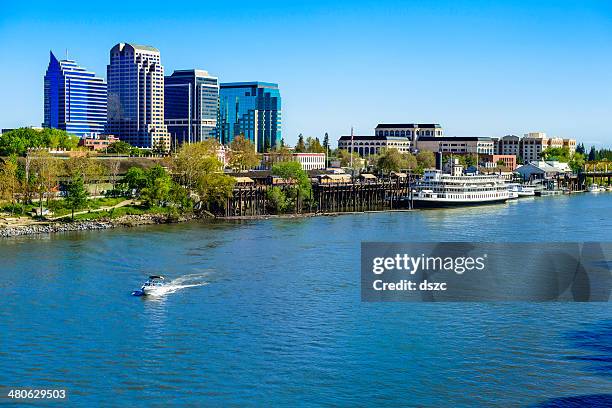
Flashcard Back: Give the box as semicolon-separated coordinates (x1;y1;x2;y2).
165;69;219;146
43;51;107;137
106;43;170;151
218;82;281;152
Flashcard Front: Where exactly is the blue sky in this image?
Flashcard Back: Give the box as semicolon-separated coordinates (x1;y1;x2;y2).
1;0;611;147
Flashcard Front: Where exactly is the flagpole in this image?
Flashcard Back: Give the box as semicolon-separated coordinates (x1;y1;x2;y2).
350;126;354;169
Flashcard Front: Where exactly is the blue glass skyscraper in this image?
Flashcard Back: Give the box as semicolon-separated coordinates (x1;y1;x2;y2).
218;82;281;152
43;51;107;136
165;69;219;145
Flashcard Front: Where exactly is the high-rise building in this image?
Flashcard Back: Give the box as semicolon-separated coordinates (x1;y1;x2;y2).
43;51;107;137
106;43;170;151
218;82;281;152
164;69;219;146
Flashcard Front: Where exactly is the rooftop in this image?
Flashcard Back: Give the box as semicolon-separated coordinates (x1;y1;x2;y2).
376;123;442;129
417;136;493;142
338;135;411;141
220;82;279;89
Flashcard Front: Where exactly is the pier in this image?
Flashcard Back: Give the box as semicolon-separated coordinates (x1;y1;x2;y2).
222;177;413;217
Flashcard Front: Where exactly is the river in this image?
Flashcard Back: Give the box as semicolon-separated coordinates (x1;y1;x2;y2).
1;193;611;407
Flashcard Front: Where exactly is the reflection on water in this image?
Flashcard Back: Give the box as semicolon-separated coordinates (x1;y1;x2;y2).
1;193;611;406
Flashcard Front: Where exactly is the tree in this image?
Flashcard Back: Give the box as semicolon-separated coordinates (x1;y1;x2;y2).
228;136;260;171
416;151;436;169
588;146;597;161
65;175;88;220
0;127;78;156
375;148;407;174
123;167;148;195
542;147;571;162
107;141;133;155
0;156;20;211
569;152;586;173
29;150;61;214
337;149;361;169
271;161;311;212
140;165;173;207
576;143;585;155
497;159;506;167
266;186;289;213
323;133;330;151
107;159;121;194
172;141;235;211
173;140;223;190
64;155;107;196
462;153;478;169
295;134;306;153
305;137;325;153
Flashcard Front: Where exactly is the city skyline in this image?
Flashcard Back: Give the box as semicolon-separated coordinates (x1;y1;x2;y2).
1;1;611;146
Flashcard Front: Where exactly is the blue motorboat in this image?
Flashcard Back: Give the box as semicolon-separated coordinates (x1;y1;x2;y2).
131;276;165;296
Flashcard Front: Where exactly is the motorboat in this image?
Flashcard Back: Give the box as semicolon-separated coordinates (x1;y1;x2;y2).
588;184;601;193
131;276;165;296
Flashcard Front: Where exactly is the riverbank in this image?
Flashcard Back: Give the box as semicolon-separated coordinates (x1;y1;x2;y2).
0;213;197;237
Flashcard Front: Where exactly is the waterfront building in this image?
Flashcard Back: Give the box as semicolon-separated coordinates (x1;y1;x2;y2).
106;43;171;151
375;123;443;141
481;154;517;170
493;133;576;163
415;136;495;155
520;132;576;163
337;135;412;156
43;51;107;137
260;152;326;171
492;135;521;157
164;69;219;146
218;82;281;152
78;134;119;151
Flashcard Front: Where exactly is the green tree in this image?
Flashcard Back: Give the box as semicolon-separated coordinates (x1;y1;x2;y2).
323;133;330;151
542;147;571;162
266;186;289;213
141;165;172;207
65;175;88;220
0;156;20;211
29;150;61;214
416;151;436;169
588;146;597;161
305;137;325;153
337;149;361;169
107;141;133;155
172;141;235;211
569;152;586;173
123;166;148;195
271;161;311;212
228;135;260;171
375;148;413;174
295;134;306;153
0;127;78;156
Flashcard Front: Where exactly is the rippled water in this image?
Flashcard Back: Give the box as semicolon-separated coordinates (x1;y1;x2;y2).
1;193;611;407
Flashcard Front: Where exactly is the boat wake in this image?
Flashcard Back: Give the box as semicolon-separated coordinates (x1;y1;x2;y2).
143;273;210;297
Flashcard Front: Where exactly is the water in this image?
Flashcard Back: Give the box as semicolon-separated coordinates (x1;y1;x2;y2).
1;193;611;407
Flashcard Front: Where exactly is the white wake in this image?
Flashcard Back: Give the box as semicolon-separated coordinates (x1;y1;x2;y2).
145;273;210;297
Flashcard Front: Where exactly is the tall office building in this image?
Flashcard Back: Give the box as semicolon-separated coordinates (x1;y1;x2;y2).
218;82;281;152
106;43;170;151
43;51;107;137
165;69;219;146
